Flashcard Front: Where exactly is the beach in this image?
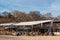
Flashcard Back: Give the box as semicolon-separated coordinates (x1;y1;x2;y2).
0;35;60;40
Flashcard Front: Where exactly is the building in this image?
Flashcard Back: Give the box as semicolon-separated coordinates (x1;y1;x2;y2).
0;20;60;36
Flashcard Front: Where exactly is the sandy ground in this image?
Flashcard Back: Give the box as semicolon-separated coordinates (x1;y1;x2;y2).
0;35;60;40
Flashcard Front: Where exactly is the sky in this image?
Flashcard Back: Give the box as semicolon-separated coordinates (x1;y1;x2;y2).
0;0;60;17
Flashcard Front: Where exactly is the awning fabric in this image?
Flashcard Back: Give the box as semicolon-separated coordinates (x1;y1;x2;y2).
14;20;52;25
0;20;53;26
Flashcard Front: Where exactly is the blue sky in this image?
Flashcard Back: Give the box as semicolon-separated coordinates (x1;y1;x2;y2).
0;0;60;17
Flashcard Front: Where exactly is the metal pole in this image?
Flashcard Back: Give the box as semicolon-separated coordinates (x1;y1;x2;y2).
24;25;25;35
32;25;34;36
32;25;33;28
49;21;53;35
41;23;43;27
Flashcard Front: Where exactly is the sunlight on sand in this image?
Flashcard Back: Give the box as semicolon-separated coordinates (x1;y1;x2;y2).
0;35;60;40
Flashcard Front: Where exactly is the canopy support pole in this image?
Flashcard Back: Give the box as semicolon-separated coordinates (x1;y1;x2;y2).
32;25;33;28
49;21;53;35
41;23;43;27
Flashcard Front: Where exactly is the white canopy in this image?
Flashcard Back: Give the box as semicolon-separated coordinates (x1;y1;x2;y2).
0;23;14;26
14;20;53;26
0;20;53;26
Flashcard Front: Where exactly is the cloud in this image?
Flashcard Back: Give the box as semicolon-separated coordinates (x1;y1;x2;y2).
41;0;60;17
50;0;60;11
0;0;60;17
0;0;51;12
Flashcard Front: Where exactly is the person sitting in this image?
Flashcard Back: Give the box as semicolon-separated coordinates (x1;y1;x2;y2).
44;31;49;36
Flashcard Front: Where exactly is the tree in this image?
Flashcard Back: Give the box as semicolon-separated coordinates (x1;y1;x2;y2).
8;13;13;18
12;11;28;22
28;11;42;21
2;11;9;17
43;13;53;20
56;15;60;20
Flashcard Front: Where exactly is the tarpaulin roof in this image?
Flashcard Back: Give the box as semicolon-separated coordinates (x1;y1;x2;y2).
14;20;52;25
0;20;53;26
